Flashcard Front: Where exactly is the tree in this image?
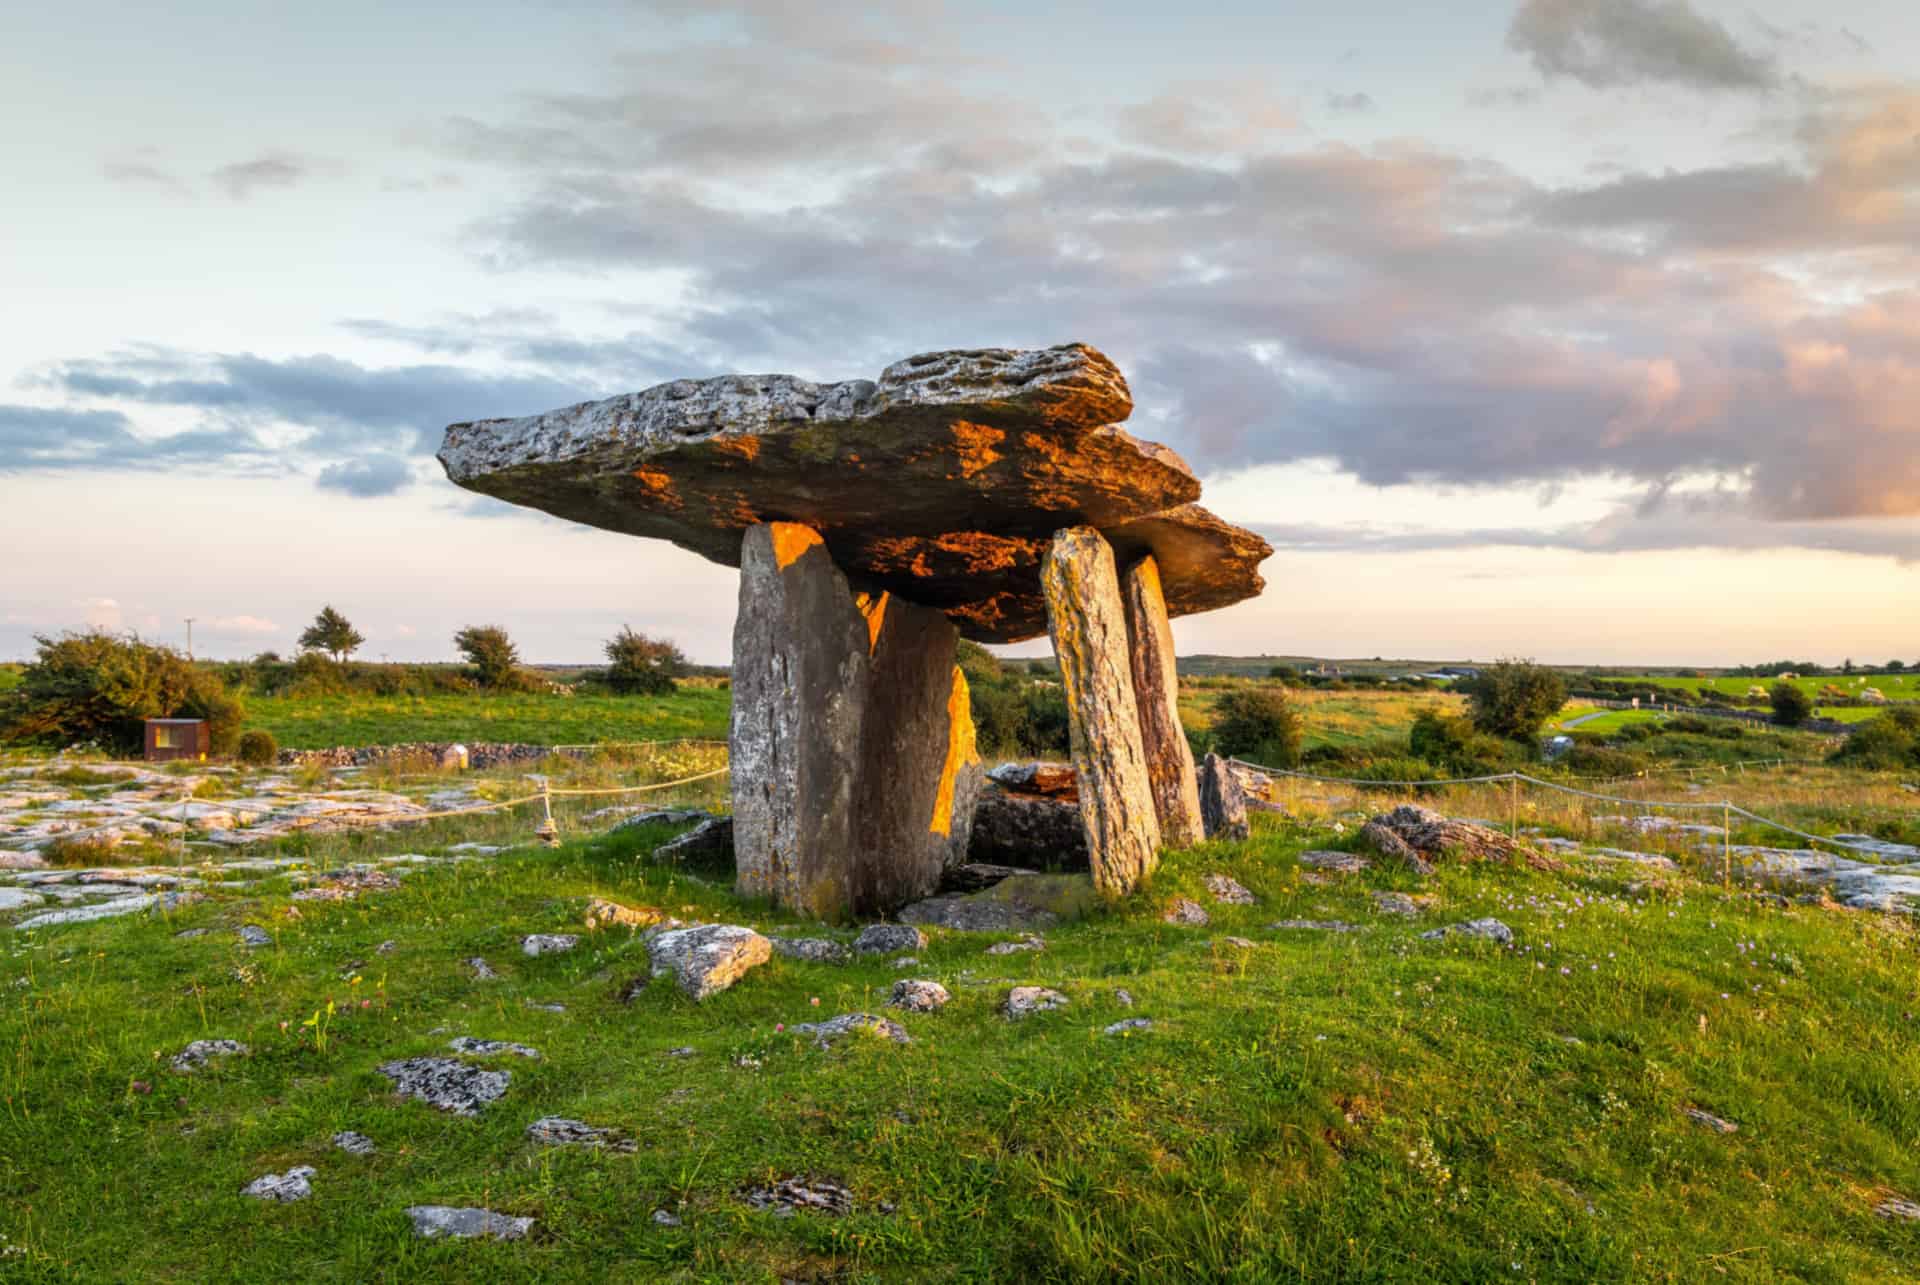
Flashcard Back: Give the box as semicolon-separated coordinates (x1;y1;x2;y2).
1460;659;1567;743
1210;685;1303;767
0;630;244;755
298;606;364;663
1770;681;1814;727
454;625;520;689
603;626;686;695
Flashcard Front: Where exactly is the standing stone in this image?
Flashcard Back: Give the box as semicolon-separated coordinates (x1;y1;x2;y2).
850;592;983;912
731;523;870;919
1121;555;1202;849
1042;527;1161;898
1197;753;1249;841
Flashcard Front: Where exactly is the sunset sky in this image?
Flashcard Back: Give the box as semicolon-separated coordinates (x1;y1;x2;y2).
4;0;1916;666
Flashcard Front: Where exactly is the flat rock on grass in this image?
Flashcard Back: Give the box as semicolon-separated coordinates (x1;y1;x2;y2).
171;1039;247;1073
653;817;734;864
1420;918;1515;945
406;1206;535;1241
985;934;1045;955
791;1013;911;1049
1371;891;1432;918
332;1131;376;1155
1104;1018;1152;1036
1204;873;1256;904
1163;898;1210;926
648;924;772;1000
583;898;664;931
1270;919;1360;933
851;923;926;955
379;1057;510;1115
0;888;46;911
1876;1198;1920;1221
238;924;272;947
888;979;950;1012
1003;986;1070;1019
899;873;1095;932
449;1036;542;1060
769;936;851;964
741;1177;855;1218
242;1166;315;1202
521;933;579;956
466;957;500;980
526;1116;636;1152
1298;850;1369;874
1684;1107;1738;1134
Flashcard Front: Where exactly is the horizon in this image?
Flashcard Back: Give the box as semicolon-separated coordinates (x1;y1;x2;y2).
5;0;1917;666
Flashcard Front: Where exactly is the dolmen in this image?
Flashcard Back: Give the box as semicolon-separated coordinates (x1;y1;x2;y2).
439;344;1269;916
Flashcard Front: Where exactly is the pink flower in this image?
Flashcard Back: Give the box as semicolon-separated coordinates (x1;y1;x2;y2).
279;1020;289;1032
810;997;820;1006
360;999;371;1009
775;1023;785;1033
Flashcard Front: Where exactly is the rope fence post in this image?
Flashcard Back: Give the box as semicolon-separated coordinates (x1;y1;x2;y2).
1722;800;1731;891
1508;773;1518;841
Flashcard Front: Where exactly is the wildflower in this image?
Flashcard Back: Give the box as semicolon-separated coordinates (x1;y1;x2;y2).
775;1023;784;1033
279;1020;289;1032
810;996;820;1007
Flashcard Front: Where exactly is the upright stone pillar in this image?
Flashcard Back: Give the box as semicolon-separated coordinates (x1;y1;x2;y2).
1042;526;1162;898
850;592;983;913
730;523;870;919
1121;555;1203;849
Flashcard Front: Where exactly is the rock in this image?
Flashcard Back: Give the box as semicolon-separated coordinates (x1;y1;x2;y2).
1875;1198;1920;1220
1270;919;1361;933
647;924;772;1000
1203;873;1256;904
1114;988;1134;1007
1371;891;1431;918
900;873;1096;932
1360;805;1556;871
1043;527;1162;897
852;923;926;955
1196;753;1249;842
652;817;734;865
170;1039;247;1073
15;893;169;930
965;787;1088;868
0;852;47;870
741;1177;855;1218
1213;936;1257;949
1420;918;1515;945
940;862;1041;893
1298;850;1369;874
985;934;1046;955
524;1001;566;1013
730;523;869;918
888;979;950;1012
238;924;272;948
987;762;1078;798
584;898;663;931
405;1206;534;1241
332;1131;376;1155
652;1209;683;1227
526;1116;636;1151
790;1012;911;1049
1122;555;1203;848
521;933;579;957
892;955;918;967
1684;1107;1738;1135
439;344;1267;644
378;1057;511;1115
664;1046;695;1057
1163;898;1210;926
612;808;714;832
376;939;398;954
466;957;500;980
449;1036;542;1059
241;1166;315;1202
1003;986;1070;1019
770;936;851;964
1104;1018;1153;1035
0;888;47;911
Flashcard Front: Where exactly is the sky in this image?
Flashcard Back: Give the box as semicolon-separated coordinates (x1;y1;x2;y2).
2;0;1917;667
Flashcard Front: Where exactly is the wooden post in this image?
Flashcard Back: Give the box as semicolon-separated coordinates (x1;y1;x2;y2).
1508;774;1518;841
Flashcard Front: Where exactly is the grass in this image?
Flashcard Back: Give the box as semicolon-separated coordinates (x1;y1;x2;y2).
8;802;1920;1280
1178;681;1463;753
242;689;732;750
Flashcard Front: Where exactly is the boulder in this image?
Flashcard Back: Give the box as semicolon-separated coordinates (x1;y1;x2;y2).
1203;873;1256;904
1043;527;1162;898
520;933;577;956
653;817;734;865
647;924;773;1000
966;787;1088;868
1359;805;1556;871
1002;986;1070;1019
851;923;926;955
1420;918;1514;945
987;761;1078;798
440;344;1269;643
770;936;852;963
1196;753;1249;842
1121;555;1203;848
940;862;1041;893
888;979;951;1012
898;873;1096;932
1163;898;1210;926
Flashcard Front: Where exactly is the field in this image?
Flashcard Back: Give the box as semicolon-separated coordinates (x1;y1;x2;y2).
243;688;732;750
1178;681;1463;754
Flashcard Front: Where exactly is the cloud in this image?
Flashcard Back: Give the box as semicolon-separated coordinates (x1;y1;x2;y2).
208;153;326;200
315;455;414;498
101;159;189;193
1507;0;1780;91
1325;91;1375;114
205;615;281;635
79;598;123;631
0;402;268;471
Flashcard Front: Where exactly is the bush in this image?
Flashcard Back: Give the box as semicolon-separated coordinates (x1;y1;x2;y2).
1461;660;1568;743
1210;685;1303;767
604;627;685;696
236;729;279;766
957;641;1071;757
454;625;521;690
1770;681;1814;727
1562;745;1651;778
1408;710;1517;776
1832;708;1920;771
0;631;245;756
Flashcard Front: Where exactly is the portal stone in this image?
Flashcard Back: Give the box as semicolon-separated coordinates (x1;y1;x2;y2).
730;522;870;918
1197;752;1250;841
1122;555;1202;849
1042;527;1161;897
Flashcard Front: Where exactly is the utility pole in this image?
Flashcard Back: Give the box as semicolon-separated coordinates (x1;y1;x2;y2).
185;617;196;660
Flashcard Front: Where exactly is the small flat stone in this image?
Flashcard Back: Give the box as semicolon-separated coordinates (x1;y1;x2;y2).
1269;919;1360;933
652;1209;682;1227
524;1001;567;1013
664;1046;696;1057
1371;891;1430;918
449;1036;542;1060
892;956;918;968
1419;917;1514;945
852;923;926;955
332;1131;376;1155
1203;873;1256;904
741;1177;854;1217
526;1116;636;1152
238;924;272;947
405;1205;534;1240
1876;1197;1920;1221
378;1057;510;1115
1163;898;1209;926
466;957;500;980
0;888;46;911
888;979;950;1012
1212;936;1257;949
584;897;665;931
1003;986;1070;1019
1114;988;1134;1007
985;934;1045;955
1104;1018;1153;1036
242;1165;315;1202
1298;850;1369;874
521;933;579;956
375;939;398;954
171;1039;247;1073
1684;1107;1738;1134
769;936;851;964
790;1012;911;1049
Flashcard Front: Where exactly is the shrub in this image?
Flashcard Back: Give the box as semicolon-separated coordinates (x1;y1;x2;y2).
1461;660;1568;743
454;625;521;690
1562;745;1651;778
0;631;245;756
1832;708;1920;771
1210;685;1303;767
1770;681;1814;727
1408;711;1517;776
236;729;279;767
604;627;686;696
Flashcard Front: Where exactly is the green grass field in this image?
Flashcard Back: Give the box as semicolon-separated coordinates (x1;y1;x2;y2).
243;688;733;749
8;812;1920;1280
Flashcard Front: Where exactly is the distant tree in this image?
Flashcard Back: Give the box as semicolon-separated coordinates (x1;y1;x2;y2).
1460;659;1567;743
1210;685;1303;767
603;626;685;695
298;606;363;663
454;625;520;689
1888;660;1907;673
1770;681;1814;727
1843;658;1856;675
1268;664;1300;683
0;630;244;755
